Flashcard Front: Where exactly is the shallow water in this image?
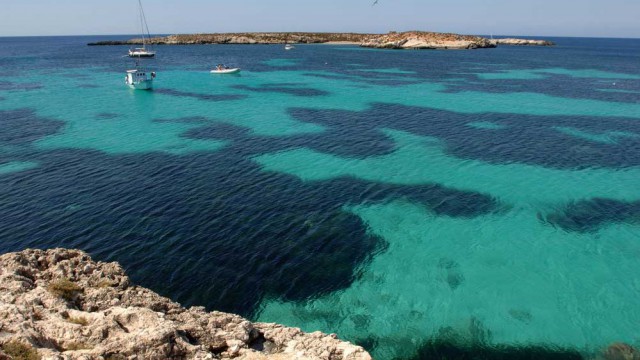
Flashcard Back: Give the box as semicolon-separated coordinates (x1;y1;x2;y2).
1;36;639;359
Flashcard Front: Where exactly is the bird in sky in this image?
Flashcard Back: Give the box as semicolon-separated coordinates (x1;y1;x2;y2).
372;0;379;6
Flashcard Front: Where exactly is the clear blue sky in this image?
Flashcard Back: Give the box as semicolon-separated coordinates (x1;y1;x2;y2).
1;0;639;38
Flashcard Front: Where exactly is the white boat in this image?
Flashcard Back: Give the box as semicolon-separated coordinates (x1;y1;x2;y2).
125;67;155;90
284;33;294;50
129;47;155;58
210;68;241;74
128;0;155;58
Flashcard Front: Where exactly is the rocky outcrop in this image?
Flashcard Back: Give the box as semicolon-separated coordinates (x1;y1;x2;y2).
359;31;496;49
88;33;370;46
489;38;555;46
0;248;371;360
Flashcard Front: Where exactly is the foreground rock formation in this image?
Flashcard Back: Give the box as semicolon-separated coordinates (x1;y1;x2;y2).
87;31;552;49
0;248;371;360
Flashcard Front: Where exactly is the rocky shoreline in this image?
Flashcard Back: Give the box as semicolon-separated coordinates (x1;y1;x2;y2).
359;31;495;49
0;248;371;360
489;38;555;46
87;31;554;49
88;33;369;46
1;249;638;360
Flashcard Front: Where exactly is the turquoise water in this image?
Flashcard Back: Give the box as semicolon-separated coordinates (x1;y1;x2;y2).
1;36;639;359
478;68;640;80
0;161;38;174
255;129;640;358
553;127;639;144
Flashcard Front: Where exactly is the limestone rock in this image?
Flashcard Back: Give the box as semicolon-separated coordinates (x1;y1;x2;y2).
360;31;496;50
489;38;555;46
0;248;371;360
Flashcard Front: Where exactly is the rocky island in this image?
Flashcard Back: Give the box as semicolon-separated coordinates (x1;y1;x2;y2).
0;248;371;360
87;31;554;49
88;32;370;46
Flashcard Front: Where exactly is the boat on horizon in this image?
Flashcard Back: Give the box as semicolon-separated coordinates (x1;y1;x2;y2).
128;0;156;58
284;34;295;50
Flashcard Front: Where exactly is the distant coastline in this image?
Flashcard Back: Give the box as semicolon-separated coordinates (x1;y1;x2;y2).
87;31;554;49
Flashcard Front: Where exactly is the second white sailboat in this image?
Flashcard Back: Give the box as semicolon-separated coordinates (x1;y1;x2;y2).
128;0;155;58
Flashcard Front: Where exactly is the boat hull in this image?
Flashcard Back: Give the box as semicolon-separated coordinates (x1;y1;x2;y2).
127;79;153;90
210;68;241;74
129;52;156;58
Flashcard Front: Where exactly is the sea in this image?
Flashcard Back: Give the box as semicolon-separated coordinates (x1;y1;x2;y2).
0;35;639;359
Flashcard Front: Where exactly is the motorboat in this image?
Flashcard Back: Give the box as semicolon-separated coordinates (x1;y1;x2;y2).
128;0;156;58
125;66;155;90
210;66;241;74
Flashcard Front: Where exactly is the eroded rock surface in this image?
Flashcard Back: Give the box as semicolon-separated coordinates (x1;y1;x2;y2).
360;31;496;49
490;38;555;46
0;248;371;360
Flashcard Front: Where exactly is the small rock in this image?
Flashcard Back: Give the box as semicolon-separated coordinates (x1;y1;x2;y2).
82;265;94;274
603;342;638;360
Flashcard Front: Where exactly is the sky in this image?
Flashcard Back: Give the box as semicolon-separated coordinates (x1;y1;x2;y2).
0;0;639;38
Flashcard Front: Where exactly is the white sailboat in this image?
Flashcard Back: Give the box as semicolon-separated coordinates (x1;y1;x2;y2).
128;0;156;58
128;47;155;58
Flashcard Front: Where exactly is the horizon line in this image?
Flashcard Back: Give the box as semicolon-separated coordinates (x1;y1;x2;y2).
1;32;640;40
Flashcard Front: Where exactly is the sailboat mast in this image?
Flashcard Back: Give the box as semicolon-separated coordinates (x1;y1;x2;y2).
137;0;152;49
137;0;145;48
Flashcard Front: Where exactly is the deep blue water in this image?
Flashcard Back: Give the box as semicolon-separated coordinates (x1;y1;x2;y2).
0;35;639;359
